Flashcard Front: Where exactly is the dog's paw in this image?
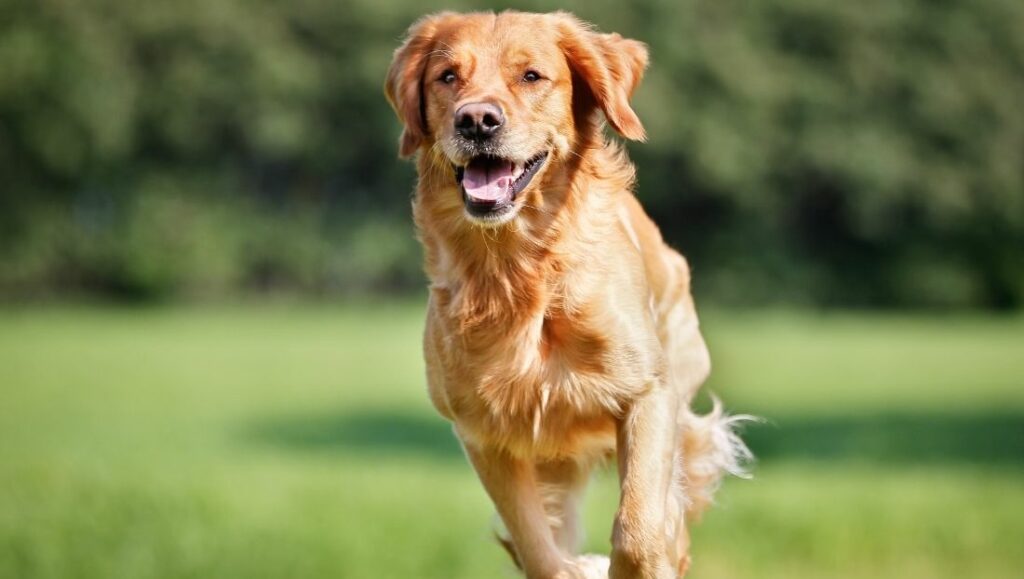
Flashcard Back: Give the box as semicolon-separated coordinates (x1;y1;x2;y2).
569;554;610;579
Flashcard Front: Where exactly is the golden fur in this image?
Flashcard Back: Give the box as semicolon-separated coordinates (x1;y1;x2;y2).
385;11;749;579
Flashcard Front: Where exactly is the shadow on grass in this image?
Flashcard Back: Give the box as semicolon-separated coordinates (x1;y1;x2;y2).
248;409;464;460
246;408;1024;466
746;411;1024;466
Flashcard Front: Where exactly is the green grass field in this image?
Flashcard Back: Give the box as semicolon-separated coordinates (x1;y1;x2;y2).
1;304;1022;578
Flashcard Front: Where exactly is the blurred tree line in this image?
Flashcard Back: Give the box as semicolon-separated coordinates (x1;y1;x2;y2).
1;0;1021;308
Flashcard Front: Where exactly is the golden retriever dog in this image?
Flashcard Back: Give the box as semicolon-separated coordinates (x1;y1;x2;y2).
385;11;750;579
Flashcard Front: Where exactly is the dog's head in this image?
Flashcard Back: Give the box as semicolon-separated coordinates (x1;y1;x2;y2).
385;11;647;226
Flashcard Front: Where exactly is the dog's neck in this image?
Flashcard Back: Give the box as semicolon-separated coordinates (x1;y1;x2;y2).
413;134;636;329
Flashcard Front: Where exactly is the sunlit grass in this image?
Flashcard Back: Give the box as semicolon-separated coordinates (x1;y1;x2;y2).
0;304;1021;578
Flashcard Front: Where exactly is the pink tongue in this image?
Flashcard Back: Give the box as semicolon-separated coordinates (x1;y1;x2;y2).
462;159;515;202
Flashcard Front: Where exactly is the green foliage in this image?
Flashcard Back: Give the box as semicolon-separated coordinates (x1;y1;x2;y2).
0;186;421;299
619;0;1024;308
0;0;1021;306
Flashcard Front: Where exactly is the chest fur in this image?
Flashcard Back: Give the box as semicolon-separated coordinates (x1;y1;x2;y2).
426;291;648;458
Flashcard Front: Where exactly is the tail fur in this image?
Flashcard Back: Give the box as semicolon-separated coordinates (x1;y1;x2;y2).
677;397;756;518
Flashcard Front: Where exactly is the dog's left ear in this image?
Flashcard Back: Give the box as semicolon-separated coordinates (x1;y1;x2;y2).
553;12;649;141
384;14;449;158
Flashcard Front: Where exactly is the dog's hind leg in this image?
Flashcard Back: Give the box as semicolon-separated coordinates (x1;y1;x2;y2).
535;458;594;555
466;443;563;577
495;458;597;572
467;443;608;579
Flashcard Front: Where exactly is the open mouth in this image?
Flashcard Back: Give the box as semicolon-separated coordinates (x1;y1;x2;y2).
455;152;548;218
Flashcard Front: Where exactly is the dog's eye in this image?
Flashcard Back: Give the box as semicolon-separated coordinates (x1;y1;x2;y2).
439;70;457;84
523;70;541;82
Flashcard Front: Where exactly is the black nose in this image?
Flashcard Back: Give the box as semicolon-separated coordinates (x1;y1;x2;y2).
454;102;504;141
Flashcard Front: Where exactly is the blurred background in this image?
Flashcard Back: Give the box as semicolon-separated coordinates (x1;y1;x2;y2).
1;0;1022;578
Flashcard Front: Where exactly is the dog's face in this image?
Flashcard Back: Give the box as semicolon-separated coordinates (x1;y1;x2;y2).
386;11;648;226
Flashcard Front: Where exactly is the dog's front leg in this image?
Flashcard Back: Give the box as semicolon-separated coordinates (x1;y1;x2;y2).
610;386;680;579
464;441;600;579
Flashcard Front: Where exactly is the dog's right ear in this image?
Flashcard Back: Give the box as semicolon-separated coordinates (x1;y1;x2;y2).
384;14;448;158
